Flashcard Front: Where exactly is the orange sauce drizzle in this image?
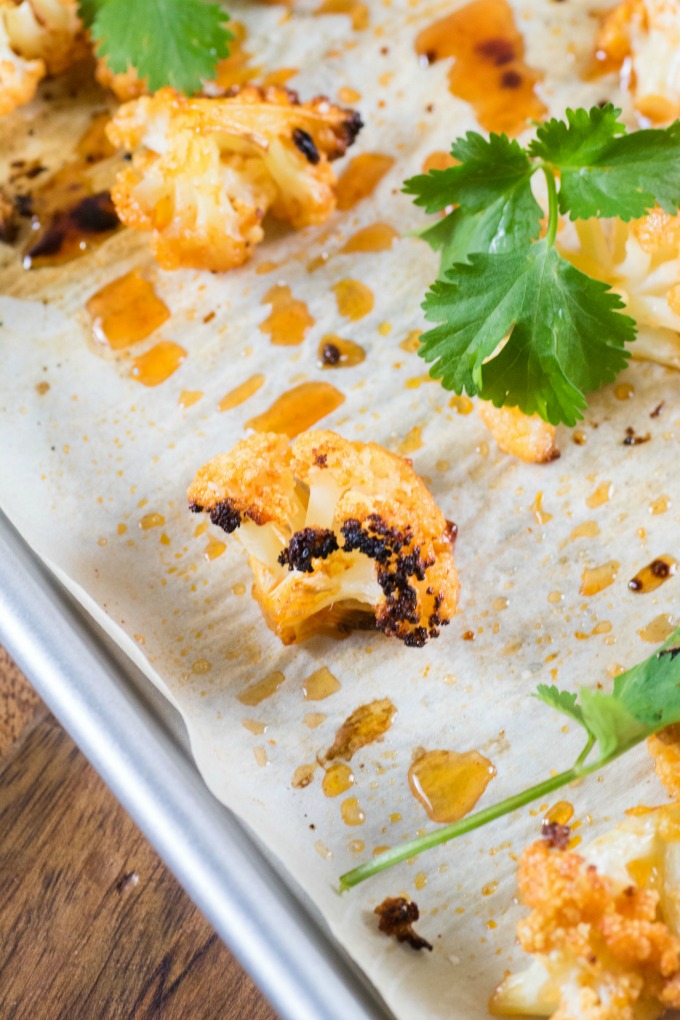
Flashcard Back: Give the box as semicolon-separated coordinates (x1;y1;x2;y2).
86;271;170;350
408;749;496;823
318;335;366;368
315;0;369;31
129;341;186;387
332;279;374;321
219;374;265;411
415;0;547;136
259;285;314;346
340;222;399;254
246;382;344;437
336;153;395;210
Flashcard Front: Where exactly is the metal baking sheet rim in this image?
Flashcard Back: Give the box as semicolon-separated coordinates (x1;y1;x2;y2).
0;509;393;1020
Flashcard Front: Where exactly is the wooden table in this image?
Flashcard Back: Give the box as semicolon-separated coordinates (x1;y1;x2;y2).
0;647;278;1020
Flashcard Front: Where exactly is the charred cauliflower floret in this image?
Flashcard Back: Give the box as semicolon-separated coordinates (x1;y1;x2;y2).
106;85;362;272
491;806;680;1019
0;0;84;117
596;1;680;123
477;402;559;464
4;0;84;75
187;430;459;646
560;214;680;371
649;724;680;801
0;0;44;116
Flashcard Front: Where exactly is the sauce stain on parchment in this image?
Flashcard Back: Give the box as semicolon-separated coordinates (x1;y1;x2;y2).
408;748;496;823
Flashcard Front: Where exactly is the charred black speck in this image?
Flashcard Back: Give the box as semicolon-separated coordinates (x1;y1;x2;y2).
623;426;651;446
278;527;339;572
542;820;570;850
209;499;242;534
341;514;410;563
476;37;516;65
321;342;341;366
24;191;119;265
500;70;523;89
374;896;432;951
342;110;364;151
292;128;320;165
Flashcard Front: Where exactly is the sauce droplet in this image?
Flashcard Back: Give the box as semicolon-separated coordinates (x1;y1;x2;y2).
414;0;546;136
315;0;369;29
140;513;165;529
129;341;186;387
259;284;314;346
336;153;395;210
179;390;203;409
303;666;342;700
340;222;399;254
531;491;553;525
322;763;355;797
422;151;457;173
218;373;265;411
292;764;316;788
318;335;366;369
586;481;613;509
400;330;421;353
341;797;366;825
545;801;574;826
650;495;670;516
86;271;170;350
408;749;496;823
628;556;677;594
242;718;268;735
566;520;600;543
246;382;345;437
333;279;374;321
204;536;227;560
396;425;423;455
237;670;286;706
639;614;676;644
614;382;634;400
325;698;397;762
580;560;620;596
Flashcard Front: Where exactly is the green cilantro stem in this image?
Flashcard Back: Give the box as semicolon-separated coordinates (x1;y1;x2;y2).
542;166;558;248
339;628;680;892
338;742;620;892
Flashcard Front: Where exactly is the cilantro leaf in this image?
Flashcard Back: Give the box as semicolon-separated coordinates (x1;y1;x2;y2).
535;684;587;731
420;241;635;426
406;133;542;269
93;0;232;94
77;0;101;29
531;106;680;220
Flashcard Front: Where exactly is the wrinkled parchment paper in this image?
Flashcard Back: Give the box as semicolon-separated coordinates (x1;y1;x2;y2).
2;2;680;1016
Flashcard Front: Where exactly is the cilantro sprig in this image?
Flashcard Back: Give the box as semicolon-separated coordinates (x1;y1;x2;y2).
339;627;680;891
79;0;233;94
405;107;680;426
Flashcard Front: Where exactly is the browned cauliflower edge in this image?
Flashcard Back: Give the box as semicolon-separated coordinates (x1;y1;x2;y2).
105;85;362;272
491;806;680;1020
477;402;560;464
648;724;680;801
187;430;459;646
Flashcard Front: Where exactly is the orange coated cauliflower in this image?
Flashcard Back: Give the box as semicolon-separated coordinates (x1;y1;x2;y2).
477;402;560;464
596;1;680;123
0;0;85;117
106;84;362;272
491;806;680;1019
648;724;680;801
187;430;459;646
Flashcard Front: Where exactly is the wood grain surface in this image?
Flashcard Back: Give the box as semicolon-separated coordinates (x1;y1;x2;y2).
0;650;278;1020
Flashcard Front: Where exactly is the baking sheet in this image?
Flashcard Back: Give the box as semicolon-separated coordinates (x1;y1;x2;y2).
2;2;680;1017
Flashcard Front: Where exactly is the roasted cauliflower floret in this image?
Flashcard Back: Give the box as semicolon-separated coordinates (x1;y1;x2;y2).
4;0;84;75
491;806;680;1019
596;1;680;123
560;215;680;370
187;430;459;646
477;402;559;464
106;85;362;272
649;723;680;801
94;57;146;102
0;0;44;116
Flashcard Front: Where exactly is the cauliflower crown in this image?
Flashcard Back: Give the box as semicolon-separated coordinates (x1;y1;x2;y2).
106;84;362;272
187;429;459;646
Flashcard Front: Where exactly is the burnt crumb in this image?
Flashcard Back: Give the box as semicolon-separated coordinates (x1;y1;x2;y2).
545;446;561;463
292;128;320;165
462;629;475;641
422;49;436;65
500;70;523;89
24;191;119;263
542;820;571;850
659;646;680;661
278;528;339;572
0;187;17;244
312;449;328;468
208;499;242;534
375;897;433;951
651;559;672;579
623;426;651;446
444;520;458;546
188;501;203;513
321;342;341;366
650;402;665;418
476;37;516;65
628;577;642;591
24;164;46;180
340;110;364;152
15;193;34;218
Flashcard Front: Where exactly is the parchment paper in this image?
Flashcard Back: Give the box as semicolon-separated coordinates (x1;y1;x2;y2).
2;2;680;1016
